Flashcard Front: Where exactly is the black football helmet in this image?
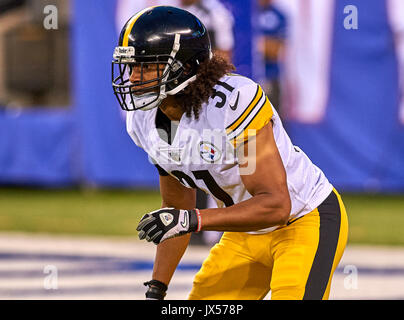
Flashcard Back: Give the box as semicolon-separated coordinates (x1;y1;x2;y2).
112;6;212;111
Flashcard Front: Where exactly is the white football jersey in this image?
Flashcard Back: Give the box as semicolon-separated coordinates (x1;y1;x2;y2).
126;74;333;234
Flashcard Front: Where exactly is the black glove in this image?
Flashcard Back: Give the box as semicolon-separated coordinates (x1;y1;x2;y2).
136;208;201;244
144;280;168;300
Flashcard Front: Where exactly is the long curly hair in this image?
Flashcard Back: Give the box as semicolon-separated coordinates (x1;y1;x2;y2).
176;54;235;119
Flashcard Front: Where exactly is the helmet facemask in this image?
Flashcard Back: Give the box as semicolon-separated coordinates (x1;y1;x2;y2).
112;34;186;111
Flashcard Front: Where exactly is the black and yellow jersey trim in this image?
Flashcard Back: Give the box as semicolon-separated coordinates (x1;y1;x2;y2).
226;85;262;134
226;85;273;148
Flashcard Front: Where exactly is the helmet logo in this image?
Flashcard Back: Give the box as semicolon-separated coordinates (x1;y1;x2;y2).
113;46;135;62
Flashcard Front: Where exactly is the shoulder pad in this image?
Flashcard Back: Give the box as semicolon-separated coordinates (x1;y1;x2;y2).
207;75;274;148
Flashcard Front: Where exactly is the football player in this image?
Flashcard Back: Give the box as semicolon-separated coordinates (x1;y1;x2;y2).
112;6;348;300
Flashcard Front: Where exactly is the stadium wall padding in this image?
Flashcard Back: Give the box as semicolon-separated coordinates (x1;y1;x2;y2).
0;108;77;186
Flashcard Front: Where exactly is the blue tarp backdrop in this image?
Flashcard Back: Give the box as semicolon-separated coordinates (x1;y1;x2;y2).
0;0;403;192
284;0;404;192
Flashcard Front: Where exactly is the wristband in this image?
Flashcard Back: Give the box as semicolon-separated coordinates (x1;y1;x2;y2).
189;209;202;233
144;279;168;300
195;208;202;232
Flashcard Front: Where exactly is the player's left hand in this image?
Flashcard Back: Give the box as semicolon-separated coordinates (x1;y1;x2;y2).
136;208;201;244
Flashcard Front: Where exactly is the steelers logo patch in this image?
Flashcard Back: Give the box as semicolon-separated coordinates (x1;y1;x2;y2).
199;141;221;163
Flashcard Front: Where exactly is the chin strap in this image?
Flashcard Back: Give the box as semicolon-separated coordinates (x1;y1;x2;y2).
158;33;181;101
134;92;163;111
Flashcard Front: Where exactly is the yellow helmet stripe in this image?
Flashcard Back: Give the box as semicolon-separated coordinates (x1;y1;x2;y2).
122;6;160;47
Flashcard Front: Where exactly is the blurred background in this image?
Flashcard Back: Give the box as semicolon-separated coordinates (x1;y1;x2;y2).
0;0;403;299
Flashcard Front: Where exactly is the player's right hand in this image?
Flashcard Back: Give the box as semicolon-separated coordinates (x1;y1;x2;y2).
136;207;201;244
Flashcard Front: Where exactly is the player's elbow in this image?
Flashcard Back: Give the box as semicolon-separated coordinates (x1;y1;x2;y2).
262;191;291;226
277;194;291;225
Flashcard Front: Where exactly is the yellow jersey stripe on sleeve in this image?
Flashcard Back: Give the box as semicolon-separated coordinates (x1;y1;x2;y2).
226;85;263;135
229;96;274;148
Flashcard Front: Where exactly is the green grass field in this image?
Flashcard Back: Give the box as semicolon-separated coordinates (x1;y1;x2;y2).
0;188;402;246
